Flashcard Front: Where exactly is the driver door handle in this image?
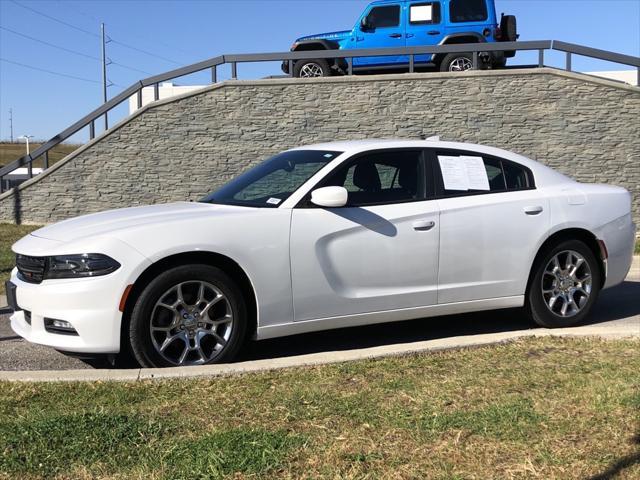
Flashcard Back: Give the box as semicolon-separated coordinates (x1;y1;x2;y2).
428;30;441;35
389;33;403;38
413;220;436;231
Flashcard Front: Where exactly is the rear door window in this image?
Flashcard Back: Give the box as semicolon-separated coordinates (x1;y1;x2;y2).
449;0;488;23
409;2;441;25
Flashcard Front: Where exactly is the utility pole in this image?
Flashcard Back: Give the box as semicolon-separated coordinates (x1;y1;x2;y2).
101;23;108;130
9;108;13;143
18;135;34;155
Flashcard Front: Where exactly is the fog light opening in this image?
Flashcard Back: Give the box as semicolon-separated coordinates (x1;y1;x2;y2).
44;318;79;336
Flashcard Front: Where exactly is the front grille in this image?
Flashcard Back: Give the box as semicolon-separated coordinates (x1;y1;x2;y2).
16;254;46;284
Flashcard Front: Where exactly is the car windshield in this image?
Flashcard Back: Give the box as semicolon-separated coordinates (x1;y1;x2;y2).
201;150;342;208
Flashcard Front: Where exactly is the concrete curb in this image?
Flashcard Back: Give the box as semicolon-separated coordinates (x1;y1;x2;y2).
1;325;638;383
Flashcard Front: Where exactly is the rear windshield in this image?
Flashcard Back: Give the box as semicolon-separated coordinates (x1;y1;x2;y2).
449;0;488;23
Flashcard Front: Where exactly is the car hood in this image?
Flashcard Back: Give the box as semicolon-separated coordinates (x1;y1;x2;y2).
297;30;351;43
30;202;253;243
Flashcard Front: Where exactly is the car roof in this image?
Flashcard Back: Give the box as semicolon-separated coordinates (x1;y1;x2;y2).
291;139;573;186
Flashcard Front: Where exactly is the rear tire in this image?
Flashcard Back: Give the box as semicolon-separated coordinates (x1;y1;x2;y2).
500;15;517;57
294;59;331;78
440;53;475;72
526;240;601;328
128;264;247;368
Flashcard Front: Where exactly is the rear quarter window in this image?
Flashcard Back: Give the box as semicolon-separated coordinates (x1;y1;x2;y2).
449;0;488;23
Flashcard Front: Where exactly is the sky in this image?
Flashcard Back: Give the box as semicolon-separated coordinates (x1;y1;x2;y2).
0;0;639;142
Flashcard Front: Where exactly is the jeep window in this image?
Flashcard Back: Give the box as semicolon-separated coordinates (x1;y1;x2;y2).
366;5;401;29
409;2;441;25
202;150;341;208
449;0;488;23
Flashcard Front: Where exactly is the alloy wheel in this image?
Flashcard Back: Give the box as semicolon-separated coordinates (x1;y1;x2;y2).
149;281;233;366
299;63;324;78
448;57;473;72
541;250;592;318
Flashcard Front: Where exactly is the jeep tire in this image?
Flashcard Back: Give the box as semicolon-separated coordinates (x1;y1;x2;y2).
294;59;331;78
440;53;476;72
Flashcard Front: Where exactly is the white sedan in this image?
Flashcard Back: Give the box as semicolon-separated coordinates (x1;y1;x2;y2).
7;140;636;368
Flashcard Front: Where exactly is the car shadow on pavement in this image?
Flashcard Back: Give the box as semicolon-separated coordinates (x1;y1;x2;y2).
238;280;640;362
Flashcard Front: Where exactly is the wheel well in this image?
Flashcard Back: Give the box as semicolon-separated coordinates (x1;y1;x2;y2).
293;42;330;52
435;36;481;65
121;252;258;344
526;228;606;295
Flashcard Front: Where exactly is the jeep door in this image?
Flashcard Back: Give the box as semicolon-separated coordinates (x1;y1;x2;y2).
354;3;406;67
405;1;445;64
289;149;440;322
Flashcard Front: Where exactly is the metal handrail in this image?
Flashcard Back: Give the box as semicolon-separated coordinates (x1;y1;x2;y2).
1;39;638;192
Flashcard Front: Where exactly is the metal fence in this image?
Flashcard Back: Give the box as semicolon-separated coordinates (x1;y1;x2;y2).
1;39;639;193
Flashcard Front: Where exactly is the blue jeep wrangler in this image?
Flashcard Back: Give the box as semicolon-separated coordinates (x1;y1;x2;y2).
283;0;517;77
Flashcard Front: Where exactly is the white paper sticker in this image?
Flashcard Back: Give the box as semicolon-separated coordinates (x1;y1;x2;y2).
266;198;282;205
438;156;469;191
410;5;433;22
461;156;490;191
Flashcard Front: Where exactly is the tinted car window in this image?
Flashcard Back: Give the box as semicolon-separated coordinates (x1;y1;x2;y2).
409;2;441;24
503;161;530;189
367;5;401;28
449;0;488;23
322;150;424;206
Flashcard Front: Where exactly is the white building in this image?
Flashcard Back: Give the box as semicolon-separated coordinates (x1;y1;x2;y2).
128;82;206;114
585;70;638;86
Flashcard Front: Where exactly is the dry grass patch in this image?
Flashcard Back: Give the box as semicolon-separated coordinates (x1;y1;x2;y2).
1;337;639;479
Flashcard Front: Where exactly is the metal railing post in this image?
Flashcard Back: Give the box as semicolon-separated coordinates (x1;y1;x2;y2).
0;177;4;194
154;83;159;101
103;112;108;131
637;67;640;87
409;54;414;73
538;49;545;68
137;89;143;110
288;60;294;78
89;120;95;140
211;66;217;83
472;51;478;69
566;52;572;71
27;159;33;179
43;151;49;170
231;62;237;79
347;58;353;75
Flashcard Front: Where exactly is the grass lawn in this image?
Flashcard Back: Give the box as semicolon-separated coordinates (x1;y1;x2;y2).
0;337;638;479
0;142;80;168
0;224;40;295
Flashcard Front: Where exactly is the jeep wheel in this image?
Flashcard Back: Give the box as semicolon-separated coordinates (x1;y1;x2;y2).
294;59;331;78
440;53;475;72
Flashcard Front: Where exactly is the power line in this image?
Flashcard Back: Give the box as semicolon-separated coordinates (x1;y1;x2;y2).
9;0;99;38
0;25;100;61
0;57;120;85
10;0;182;66
0;25;153;76
109;39;182;66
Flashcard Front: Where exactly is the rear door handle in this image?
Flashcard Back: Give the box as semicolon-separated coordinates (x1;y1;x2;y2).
427;30;441;35
406;33;415;38
524;206;544;216
389;33;403;38
413;220;436;231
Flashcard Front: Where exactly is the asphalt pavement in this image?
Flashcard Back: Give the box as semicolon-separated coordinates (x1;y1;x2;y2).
1;262;638;372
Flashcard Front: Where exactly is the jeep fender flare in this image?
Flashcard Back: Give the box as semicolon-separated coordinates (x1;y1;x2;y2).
291;40;345;71
434;32;486;66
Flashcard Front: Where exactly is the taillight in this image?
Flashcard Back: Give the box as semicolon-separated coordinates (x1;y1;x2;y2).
494;26;502;40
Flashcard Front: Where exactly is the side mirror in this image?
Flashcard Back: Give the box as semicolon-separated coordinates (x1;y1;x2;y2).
311;186;348;208
360;17;371;31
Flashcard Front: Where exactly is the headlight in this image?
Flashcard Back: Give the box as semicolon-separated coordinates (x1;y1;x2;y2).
45;254;121;280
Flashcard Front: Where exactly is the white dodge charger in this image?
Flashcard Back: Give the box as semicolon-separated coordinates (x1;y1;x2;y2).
7;140;636;368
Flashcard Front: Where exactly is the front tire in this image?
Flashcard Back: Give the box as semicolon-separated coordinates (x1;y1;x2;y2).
526;240;601;328
294;59;331;78
128;265;247;368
